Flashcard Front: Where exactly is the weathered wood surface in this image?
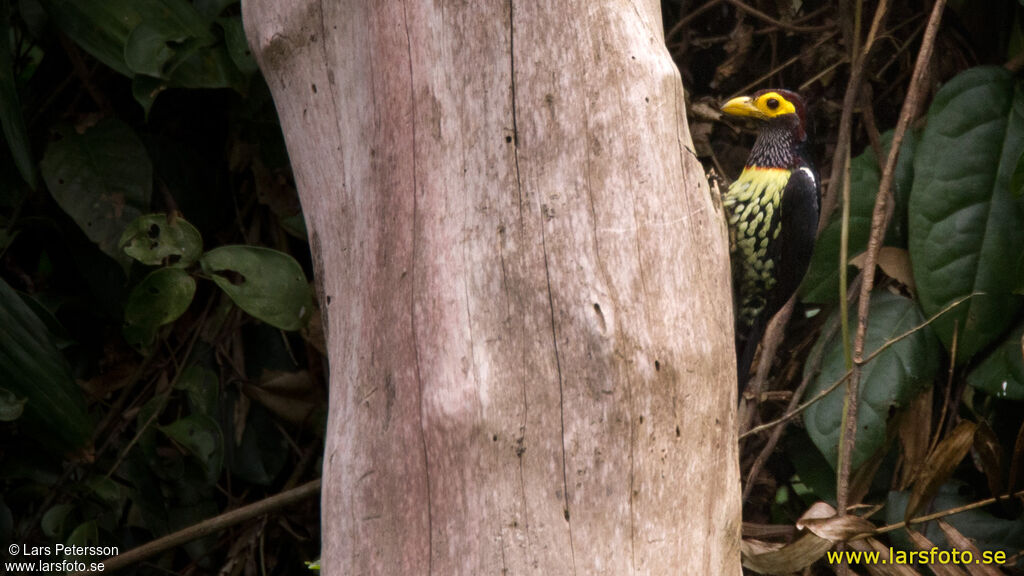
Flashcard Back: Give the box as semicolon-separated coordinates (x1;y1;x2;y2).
244;1;740;573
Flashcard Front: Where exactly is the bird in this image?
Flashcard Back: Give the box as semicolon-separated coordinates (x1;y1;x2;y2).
719;89;820;393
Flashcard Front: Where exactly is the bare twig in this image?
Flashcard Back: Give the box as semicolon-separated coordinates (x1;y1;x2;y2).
840;0;947;522
740;293;975;441
742;292;839;501
875;488;1024;535
739;298;793;431
70;480;322;575
724;0;832;33
819;0;891;231
735;31;840;97
666;0;726;43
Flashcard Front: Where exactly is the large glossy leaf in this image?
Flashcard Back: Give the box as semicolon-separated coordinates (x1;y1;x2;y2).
36;0;138;76
38;0;247;111
200;246;313;331
41;503;74;537
219;17;258;76
908;66;1024;361
0;0;36;188
119;213;203;267
966;320;1024;400
64;519;100;552
174;364;219;418
0;277;92;450
41;119;152;267
803;292;939;469
158;414;223;483
122;267;196;353
802;131;917;303
123;3;217;78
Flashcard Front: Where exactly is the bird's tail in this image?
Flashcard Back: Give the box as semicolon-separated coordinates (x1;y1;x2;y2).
736;317;765;395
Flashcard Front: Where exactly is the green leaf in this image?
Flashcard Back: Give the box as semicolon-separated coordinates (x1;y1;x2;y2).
0;0;37;188
219;16;258;76
908;66;1024;361
785;433;836;503
174;364;219;417
0;387;26;421
131;75;168;118
38;0;245;111
802;130;917;304
64;520;99;554
163;43;246;92
41;503;75;538
123;1;217;78
41;119;153;267
85;475;124;503
1012;148;1024;196
201;246;313;331
158;414;223;483
966;320;1024;400
37;0;139;76
123;267;196;352
0;277;92;450
124;21;179;77
803;292;939;469
120;213;203;267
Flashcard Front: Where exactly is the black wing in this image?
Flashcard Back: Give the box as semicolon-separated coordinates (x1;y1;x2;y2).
768;166;819;319
736;167;819;394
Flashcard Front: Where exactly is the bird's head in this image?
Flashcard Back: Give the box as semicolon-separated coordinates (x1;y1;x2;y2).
720;89;808;143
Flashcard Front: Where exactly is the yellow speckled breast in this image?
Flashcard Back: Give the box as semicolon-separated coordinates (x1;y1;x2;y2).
723;167;792;327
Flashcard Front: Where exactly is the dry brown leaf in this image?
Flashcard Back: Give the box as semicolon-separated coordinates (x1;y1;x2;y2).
795;501;875;544
233;388;249;446
905;529;969;576
848;537;923;576
972;421;1005;503
741;533;833;575
713;23;753;87
243;369;322;425
1008;419;1024;495
897;389;934;490
906;421;977;522
937;520;1007;576
797;513;876;543
850;247;916;295
801;500;838;521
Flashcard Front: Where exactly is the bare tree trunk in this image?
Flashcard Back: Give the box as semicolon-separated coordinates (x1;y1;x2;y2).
243;1;740;574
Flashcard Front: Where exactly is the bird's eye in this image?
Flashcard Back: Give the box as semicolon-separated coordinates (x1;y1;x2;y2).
766;98;780;110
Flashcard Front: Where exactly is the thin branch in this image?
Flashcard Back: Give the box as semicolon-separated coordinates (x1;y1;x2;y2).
841;0;948;518
666;0;725;43
742;291;840;500
818;0;891;232
735;31;839;97
874;488;1024;535
723;0;833;33
70;480;322;575
740;293;976;440
739;299;793;430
